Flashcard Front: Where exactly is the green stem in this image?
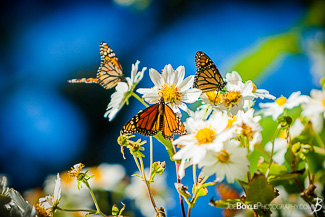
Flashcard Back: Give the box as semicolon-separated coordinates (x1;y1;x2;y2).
187;176;210;217
265;124;282;177
193;164;197;185
149;136;153;180
131;91;148;107
201;105;210;120
187;206;192;217
133;155;142;174
56;207;97;214
139;156;146;179
172;144;186;217
83;181;106;216
305;160;312;185
139;156;158;214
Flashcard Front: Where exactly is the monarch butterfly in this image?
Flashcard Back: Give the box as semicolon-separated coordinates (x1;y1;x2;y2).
216;183;240;200
121;97;187;140
216;183;240;217
68;42;126;89
193;51;227;93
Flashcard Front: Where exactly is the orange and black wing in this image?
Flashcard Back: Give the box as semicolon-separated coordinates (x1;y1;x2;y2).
161;104;187;140
121;103;162;137
193;51;226;93
97;42;126;89
216;183;240;217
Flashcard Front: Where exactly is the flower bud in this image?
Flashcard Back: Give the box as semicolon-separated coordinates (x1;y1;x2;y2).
112;204;119;215
277;116;292;128
291;142;301;153
117;135;128;146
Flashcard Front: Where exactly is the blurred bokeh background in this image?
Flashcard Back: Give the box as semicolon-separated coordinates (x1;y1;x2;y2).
0;0;324;216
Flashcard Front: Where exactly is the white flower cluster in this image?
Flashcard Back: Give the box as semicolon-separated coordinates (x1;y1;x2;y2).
108;64;270;183
104;61;323;186
171;71;269;183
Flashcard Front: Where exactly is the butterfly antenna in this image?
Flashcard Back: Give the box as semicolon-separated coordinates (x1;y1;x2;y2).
68;78;98;84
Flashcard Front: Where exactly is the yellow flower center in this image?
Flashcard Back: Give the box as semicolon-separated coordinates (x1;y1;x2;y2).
223;91;242;107
275;96;287;106
206;91;222;105
68;163;85;178
252;82;257;92
218;150;230;163
34;204;50;217
241;123;254;139
160;82;182;104
322;98;325;108
195;127;215;145
227;115;237;128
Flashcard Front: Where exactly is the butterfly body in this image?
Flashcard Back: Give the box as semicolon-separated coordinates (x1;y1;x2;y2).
193;51;227;92
121;98;186;140
68;42;126;89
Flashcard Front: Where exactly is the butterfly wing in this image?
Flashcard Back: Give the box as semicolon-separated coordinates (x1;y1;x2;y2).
121;103;162;137
161;104;187;140
216;183;240;217
96;42;126;89
194;51;226;93
121;98;186;140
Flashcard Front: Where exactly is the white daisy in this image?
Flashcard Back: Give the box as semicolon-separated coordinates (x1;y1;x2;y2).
200;71;256;115
302;89;325;133
177;158;194;180
200;139;249;183
87;163;126;191
104;60;147;121
191;104;213;121
226;71;275;99
44;172;93;213
173;111;236;178
137;64;202;114
259;91;309;120
9;188;37;217
37;173;61;215
68;163;85;178
232;108;263;150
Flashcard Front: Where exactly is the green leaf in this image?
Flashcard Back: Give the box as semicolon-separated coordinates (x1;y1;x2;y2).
209;199;242;209
231;33;299;81
257;162;288;176
192;187;208;206
154;133;175;161
268;173;300;183
245;174;278;216
174;183;191;200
